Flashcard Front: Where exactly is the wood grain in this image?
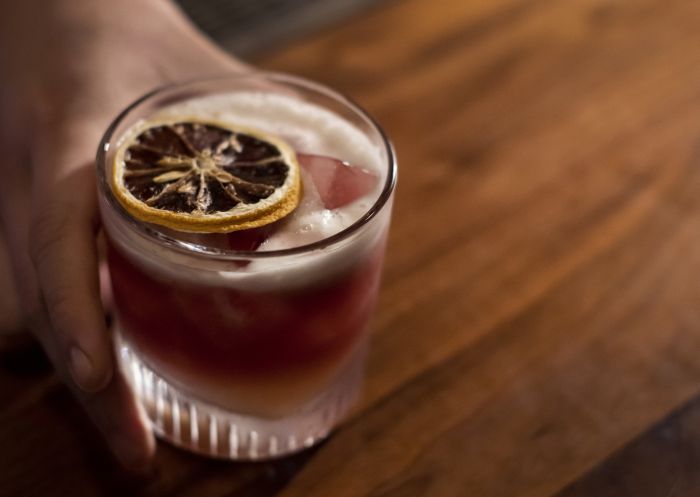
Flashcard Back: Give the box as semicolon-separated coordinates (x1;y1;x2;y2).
555;395;700;496
3;0;700;495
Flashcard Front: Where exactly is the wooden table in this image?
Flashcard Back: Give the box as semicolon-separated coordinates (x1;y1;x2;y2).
3;0;700;495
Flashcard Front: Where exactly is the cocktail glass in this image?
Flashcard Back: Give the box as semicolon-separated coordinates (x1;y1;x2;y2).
96;73;396;459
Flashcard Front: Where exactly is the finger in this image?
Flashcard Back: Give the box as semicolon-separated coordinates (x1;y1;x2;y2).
29;165;113;392
2;139;154;470
71;358;156;471
27;304;155;471
27;305;155;470
8;161;154;470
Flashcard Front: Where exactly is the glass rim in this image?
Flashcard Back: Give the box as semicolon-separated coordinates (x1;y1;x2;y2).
96;71;396;260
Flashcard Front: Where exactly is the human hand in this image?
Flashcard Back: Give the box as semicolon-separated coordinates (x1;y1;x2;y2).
0;0;248;471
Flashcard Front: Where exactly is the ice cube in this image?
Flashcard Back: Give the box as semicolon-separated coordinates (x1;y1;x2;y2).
297;153;378;210
296;165;325;216
258;167;334;251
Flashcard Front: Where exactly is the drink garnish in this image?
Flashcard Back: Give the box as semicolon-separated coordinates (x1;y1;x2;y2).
112;119;300;233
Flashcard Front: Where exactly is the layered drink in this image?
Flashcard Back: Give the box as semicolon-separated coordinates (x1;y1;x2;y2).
97;74;396;459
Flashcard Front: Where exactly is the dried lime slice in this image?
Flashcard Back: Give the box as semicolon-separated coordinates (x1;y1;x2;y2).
112;119;300;233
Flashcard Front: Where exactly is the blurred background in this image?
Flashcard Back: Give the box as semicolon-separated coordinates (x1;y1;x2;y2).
175;0;381;55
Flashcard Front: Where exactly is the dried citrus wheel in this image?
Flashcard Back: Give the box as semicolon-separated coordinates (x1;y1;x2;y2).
112;118;300;233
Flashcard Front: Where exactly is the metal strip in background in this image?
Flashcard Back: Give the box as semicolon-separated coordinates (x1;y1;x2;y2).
176;0;381;56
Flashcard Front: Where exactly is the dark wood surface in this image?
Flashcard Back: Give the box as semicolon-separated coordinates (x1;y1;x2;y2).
3;0;700;495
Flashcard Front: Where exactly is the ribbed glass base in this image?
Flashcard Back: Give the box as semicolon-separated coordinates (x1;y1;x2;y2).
116;337;363;460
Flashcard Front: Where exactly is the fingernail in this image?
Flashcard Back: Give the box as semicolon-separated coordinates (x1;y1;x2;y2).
69;346;100;392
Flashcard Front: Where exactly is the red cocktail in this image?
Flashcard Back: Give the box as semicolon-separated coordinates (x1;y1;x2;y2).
97;73;396;459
